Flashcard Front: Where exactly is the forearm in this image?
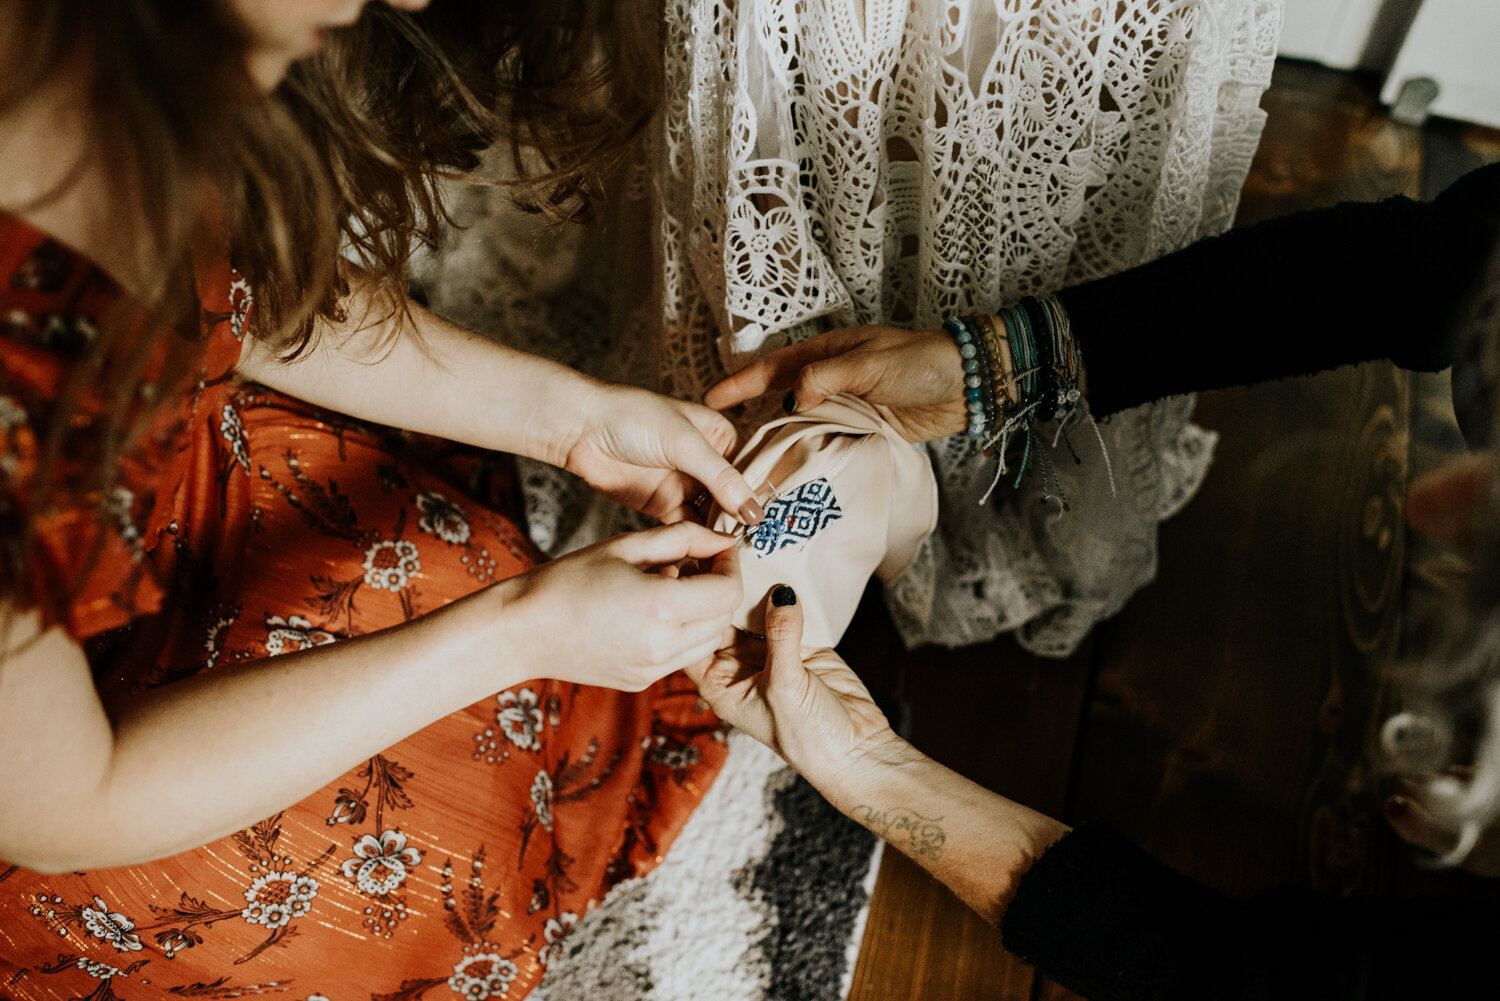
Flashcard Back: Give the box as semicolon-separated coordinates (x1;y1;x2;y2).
1;586;530;872
237;288;597;467
812;739;1069;923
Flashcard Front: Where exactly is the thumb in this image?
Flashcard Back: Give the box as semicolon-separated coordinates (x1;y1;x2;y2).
763;584;809;701
666;425;765;527
789;355;868;413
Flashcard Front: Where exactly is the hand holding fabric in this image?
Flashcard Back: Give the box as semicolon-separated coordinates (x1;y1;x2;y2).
499;522;742;692
692;588;1069;924
687;588;907;792
704;326;970;443
559;382;767;526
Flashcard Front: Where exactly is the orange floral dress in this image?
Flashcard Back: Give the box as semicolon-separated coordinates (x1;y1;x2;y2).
0;213;729;1000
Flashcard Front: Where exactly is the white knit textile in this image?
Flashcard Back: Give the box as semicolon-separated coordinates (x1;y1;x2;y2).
413;0;1283;656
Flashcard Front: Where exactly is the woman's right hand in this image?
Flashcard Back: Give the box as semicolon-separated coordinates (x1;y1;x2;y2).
703;326;970;443
496;521;743;691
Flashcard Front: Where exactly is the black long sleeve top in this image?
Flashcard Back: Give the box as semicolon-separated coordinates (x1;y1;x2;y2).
1059;162;1500;422
1000;822;1500;1000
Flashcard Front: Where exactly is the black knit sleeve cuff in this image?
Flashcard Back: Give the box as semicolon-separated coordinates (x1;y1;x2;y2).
999;821;1240;1001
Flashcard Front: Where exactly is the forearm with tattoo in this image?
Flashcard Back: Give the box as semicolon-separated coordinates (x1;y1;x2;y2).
829;752;1069;925
851;804;947;862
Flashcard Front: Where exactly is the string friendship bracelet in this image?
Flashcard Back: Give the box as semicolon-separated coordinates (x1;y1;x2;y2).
941;295;1115;511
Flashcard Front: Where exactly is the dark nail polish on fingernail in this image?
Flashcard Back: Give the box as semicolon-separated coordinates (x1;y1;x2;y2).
771;584;797;606
739;498;765;525
782;391;797;413
1385;795;1409;818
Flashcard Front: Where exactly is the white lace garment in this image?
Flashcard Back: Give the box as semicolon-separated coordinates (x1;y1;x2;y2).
413;0;1284;656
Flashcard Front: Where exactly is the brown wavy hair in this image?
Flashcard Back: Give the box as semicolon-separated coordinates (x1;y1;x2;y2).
0;0;661;621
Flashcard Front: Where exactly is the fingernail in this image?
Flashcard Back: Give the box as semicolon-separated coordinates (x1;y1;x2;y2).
1385;795;1409;819
782;391;798;413
739;498;765;525
771;584;797;606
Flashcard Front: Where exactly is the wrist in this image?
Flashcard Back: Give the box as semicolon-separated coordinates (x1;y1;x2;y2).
454;576;538;693
923;328;972;439
523;367;602;469
807;728;926;809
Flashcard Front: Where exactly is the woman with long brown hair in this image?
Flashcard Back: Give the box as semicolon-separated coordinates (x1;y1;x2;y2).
0;1;760;996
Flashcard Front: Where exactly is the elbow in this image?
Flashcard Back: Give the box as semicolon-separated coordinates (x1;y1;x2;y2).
6;857;79;877
0;823;140;875
0;812;213;873
0;833;102;875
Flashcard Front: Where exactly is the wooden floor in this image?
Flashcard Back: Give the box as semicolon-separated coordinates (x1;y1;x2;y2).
843;60;1500;1001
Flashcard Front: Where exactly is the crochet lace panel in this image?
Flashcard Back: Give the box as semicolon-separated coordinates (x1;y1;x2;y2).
412;0;1282;656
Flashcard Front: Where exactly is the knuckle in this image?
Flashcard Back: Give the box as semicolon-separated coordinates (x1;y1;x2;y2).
646;636;676;667
800;363;844;400
675;519;707;539
644;596;673;625
766;615;799;646
711;464;742;492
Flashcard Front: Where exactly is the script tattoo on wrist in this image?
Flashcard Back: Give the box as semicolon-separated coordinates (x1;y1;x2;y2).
851;805;946;862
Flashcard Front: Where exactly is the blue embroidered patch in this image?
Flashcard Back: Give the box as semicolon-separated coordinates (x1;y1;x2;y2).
748;478;842;557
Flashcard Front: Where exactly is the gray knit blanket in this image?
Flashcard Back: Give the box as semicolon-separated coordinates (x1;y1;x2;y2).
532;732;883;1001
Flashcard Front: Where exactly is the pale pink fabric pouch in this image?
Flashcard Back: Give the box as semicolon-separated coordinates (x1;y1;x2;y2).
711;394;939;647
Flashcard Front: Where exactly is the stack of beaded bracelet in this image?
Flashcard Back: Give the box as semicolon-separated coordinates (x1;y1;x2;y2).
943;294;1111;508
940;316;997;440
970;313;1015;447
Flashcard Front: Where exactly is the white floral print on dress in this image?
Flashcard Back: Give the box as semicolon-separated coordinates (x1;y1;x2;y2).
76;957;123;980
530;771;553;833
228;271;253;341
341;829;422;897
448;950;518;1000
416;491;472;545
649;735;701;771
496;688;544;752
537;911;578;966
264;613;336;656
80;895;143;952
363;539;420;591
103;487;143;561
725;199;800;291
158;929;193;959
220;404;250;475
241;871;319;929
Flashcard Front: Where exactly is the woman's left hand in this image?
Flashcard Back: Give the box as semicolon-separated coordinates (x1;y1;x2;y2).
564;382;764;526
686;586;903;793
704;326;970;443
